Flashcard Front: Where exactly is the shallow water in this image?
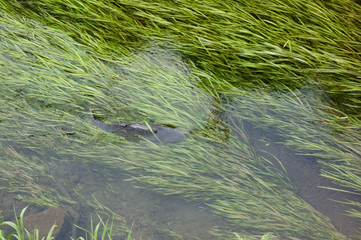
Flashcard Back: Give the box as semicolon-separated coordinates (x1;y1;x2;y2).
222;92;361;239
245;122;361;238
1;16;361;239
2;92;361;239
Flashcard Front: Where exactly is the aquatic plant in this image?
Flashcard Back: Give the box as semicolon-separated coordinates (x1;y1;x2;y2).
0;207;56;240
0;207;271;240
0;207;128;240
2;0;361;112
0;0;361;239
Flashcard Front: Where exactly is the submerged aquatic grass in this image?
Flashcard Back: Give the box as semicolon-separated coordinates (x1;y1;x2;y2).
0;0;361;239
2;0;361;110
222;85;361;196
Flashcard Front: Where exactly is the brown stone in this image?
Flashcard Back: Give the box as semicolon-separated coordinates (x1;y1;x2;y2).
22;207;65;239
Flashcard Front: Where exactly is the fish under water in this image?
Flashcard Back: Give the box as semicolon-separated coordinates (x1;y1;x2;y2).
85;108;186;144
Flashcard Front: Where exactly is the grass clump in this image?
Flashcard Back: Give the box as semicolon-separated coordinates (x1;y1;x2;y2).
0;207;129;240
0;207;56;240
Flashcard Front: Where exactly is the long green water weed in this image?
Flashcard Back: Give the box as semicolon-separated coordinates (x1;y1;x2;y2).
1;2;360;239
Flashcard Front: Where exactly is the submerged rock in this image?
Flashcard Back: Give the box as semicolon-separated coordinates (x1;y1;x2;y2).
85;108;186;144
22;207;65;239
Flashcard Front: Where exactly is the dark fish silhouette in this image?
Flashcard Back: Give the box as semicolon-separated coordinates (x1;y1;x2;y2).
85;108;185;144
